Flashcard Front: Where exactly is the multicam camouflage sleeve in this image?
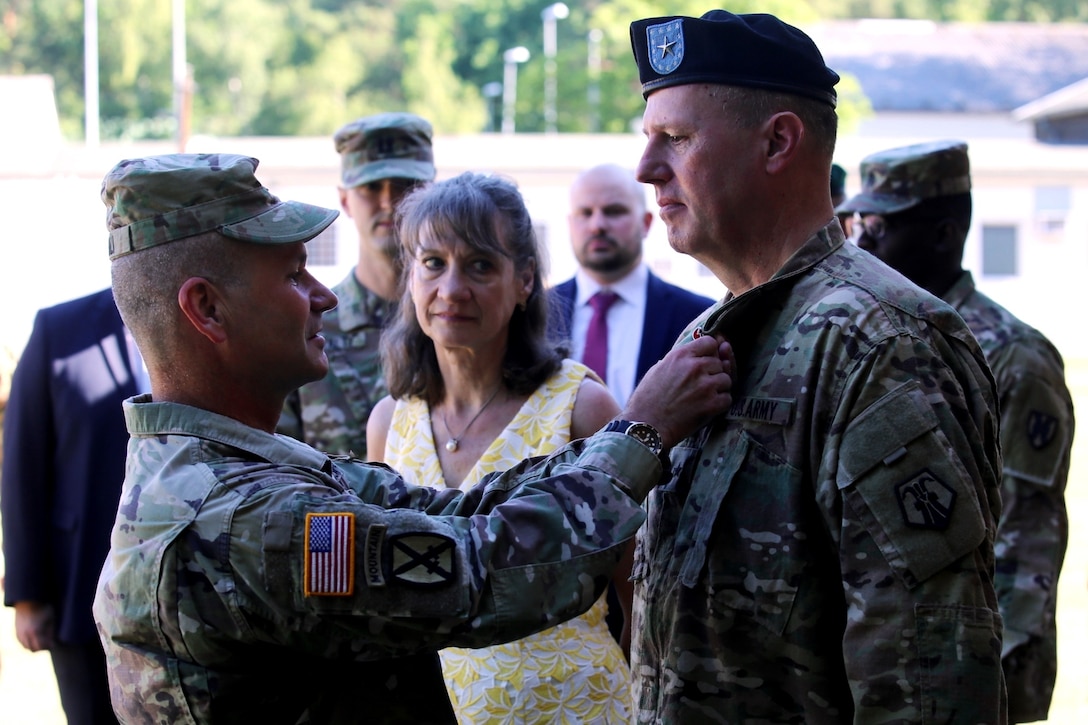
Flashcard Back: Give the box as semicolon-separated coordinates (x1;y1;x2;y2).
288;438;659;651
986;325;1072;722
943;272;1074;723
830;330;1004;723
94;398;657;722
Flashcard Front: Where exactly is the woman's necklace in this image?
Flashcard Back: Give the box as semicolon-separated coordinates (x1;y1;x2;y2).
440;386;502;453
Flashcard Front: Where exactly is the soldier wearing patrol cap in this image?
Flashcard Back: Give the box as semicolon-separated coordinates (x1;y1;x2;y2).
627;10;1006;724
278;112;436;459
92;153;736;724
840;139;1074;724
830;162;852;236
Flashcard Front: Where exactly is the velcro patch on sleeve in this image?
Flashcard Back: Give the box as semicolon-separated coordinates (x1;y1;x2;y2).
304;512;355;597
387;533;457;588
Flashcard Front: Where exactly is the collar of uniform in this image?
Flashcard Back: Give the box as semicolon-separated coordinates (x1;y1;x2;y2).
332;270;395;332
696;220;844;341
122;395;332;471
939;269;976;311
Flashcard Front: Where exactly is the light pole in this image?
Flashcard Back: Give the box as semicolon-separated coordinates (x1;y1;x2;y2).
502;46;530;134
541;2;569;134
587;28;602;133
482;81;503;132
172;0;188;151
84;0;99;146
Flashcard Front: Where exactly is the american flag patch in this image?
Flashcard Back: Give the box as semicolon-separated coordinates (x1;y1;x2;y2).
304;512;355;596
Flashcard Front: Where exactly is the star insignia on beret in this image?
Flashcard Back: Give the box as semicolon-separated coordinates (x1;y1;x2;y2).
647;18;685;76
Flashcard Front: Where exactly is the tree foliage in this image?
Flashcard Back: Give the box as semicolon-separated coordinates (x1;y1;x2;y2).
1;0;1083;140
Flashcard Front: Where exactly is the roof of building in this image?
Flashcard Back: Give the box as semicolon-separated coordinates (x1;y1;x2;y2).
805;19;1088;113
1013;76;1088;121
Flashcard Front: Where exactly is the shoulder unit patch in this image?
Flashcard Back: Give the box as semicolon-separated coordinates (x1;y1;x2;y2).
896;469;956;531
387;533;456;588
1027;409;1058;450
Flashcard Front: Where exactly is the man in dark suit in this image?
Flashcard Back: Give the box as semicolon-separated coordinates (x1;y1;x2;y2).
550;164;714;649
551;163;714;407
2;287;143;724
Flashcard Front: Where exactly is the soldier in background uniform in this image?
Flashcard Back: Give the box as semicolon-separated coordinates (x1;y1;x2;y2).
830;161;852;236
629;10;1006;723
92;153;735;724
278;112;435;458
839;139;1074;724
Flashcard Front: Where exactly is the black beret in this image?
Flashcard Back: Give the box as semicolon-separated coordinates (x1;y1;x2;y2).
630;10;839;107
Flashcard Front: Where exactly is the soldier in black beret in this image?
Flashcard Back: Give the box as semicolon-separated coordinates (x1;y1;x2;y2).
627;10;1006;724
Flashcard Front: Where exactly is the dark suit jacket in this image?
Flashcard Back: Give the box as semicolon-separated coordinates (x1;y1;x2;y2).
2;288;138;644
550;270;716;383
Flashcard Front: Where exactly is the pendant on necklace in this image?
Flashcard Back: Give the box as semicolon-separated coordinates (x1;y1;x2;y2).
445;439;459;453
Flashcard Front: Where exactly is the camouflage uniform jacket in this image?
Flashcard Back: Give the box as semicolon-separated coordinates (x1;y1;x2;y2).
94;395;659;725
279;271;390;456
944;270;1072;723
631;222;1007;724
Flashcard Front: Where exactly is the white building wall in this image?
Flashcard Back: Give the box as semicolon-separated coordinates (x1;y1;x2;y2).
2;130;1086;364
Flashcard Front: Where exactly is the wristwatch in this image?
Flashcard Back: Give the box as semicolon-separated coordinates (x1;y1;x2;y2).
603;419;664;457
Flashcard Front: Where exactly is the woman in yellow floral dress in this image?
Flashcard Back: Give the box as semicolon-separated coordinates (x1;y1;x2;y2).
366;172;632;724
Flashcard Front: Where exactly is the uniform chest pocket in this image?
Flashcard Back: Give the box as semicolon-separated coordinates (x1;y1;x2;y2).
633;429;808;638
631;428;709;585
702;433;806;637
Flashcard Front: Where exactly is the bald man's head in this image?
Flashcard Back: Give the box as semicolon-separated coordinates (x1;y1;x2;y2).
568;164;653;283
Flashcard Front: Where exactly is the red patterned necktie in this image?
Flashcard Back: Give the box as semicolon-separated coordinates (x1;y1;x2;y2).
583;290;618;382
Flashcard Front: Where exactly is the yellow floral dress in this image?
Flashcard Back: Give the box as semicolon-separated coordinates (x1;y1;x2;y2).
384;359;631;724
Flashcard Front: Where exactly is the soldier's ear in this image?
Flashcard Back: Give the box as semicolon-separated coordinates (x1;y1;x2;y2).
178;277;228;344
763;111;803;175
931;217;959;256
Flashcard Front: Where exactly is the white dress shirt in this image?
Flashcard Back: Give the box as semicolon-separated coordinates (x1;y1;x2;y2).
570;265;648;407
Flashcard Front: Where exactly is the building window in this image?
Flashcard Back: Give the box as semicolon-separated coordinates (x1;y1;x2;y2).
1035;186;1070;239
1035;186;1071;213
981;225;1017;277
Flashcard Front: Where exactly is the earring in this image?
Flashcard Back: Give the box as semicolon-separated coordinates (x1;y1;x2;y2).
518;301;527;312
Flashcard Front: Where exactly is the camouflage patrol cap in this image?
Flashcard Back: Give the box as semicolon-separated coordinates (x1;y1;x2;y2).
630;10;839;106
836;140;971;216
334;112;436;189
103;153;339;260
830;163;846;199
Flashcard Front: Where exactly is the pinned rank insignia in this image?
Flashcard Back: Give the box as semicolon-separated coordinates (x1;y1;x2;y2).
1027;409;1058;450
647;18;685;75
387;533;456;588
304;512;355;597
896;469;956;531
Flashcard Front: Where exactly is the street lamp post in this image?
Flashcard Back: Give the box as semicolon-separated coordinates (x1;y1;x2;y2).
84;0;99;146
502;46;530;134
541;2;569;134
587;28;602;133
172;0;188;151
482;81;503;133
